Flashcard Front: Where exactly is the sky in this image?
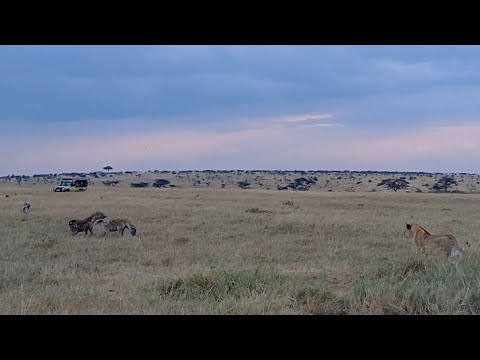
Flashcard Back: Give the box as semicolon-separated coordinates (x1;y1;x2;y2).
1;45;480;175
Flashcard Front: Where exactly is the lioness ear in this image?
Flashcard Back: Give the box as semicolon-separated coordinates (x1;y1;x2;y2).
406;223;411;229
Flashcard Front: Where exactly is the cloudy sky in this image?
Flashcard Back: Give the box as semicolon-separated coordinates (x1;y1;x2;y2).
1;45;480;175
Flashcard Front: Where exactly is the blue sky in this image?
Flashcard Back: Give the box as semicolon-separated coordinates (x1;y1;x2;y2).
1;45;480;175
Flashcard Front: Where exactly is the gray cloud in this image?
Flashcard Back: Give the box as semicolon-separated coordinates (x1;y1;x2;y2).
2;46;480;173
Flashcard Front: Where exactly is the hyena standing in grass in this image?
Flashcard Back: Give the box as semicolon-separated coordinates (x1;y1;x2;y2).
68;211;107;236
93;218;137;236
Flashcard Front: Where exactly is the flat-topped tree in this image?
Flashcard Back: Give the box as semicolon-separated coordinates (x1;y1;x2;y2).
377;178;410;192
152;179;171;188
237;181;251;189
103;166;113;174
130;182;149;188
431;175;457;192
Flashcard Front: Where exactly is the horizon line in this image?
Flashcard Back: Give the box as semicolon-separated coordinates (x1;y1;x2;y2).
2;168;479;178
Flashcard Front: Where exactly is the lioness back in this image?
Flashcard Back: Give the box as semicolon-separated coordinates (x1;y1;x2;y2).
426;234;462;256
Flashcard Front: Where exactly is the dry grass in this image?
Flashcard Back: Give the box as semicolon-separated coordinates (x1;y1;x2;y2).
1;179;480;314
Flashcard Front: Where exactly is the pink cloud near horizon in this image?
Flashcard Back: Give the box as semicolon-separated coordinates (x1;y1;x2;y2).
2;121;480;175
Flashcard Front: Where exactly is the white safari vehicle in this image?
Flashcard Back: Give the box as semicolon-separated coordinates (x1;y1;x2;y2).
53;177;88;192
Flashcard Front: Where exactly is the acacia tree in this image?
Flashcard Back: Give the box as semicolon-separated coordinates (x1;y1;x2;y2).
377;178;410;192
103;166;113;173
237;181;251;189
152;179;170;188
431;175;457;192
130;182;149;188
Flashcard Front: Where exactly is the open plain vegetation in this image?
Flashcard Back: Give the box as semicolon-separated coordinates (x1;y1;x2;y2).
1;170;479;314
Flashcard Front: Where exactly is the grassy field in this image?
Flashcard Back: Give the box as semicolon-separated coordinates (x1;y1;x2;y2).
1;180;480;314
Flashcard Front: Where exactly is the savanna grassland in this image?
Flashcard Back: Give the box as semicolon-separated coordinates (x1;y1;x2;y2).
1;171;480;314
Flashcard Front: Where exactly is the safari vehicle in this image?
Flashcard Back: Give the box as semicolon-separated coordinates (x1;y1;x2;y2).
53;177;88;192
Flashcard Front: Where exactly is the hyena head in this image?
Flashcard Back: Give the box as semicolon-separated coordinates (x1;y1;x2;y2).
130;226;137;236
68;220;78;233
